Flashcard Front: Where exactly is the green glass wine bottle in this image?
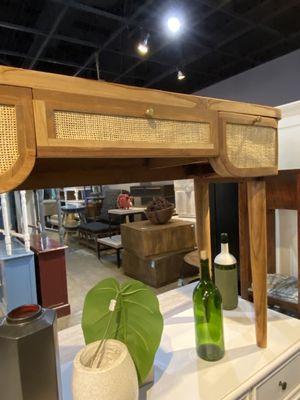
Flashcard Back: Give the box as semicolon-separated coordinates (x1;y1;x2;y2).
193;250;225;361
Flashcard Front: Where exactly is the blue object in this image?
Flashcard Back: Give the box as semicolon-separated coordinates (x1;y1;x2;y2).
0;239;37;313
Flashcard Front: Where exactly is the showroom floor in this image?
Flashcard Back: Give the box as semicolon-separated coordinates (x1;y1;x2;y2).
57;233;185;331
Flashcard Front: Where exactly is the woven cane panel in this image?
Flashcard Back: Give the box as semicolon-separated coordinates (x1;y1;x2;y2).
226;123;276;169
54;111;211;146
0;105;19;174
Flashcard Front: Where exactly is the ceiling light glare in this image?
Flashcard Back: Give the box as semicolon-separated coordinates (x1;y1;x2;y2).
137;33;150;55
137;41;148;55
167;16;182;33
177;69;186;80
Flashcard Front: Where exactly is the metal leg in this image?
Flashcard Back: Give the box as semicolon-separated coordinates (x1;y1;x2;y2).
109;214;112;237
116;248;121;268
97;242;101;260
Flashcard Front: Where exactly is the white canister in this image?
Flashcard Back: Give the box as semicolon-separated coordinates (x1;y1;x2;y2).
72;339;139;400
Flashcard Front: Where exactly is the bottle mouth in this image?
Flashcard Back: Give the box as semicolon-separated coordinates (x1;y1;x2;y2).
220;233;228;243
7;304;42;324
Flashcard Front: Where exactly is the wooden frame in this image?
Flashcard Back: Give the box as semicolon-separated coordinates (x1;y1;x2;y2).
240;170;300;316
32;89;218;158
211;112;278;178
0;85;36;193
0;66;281;348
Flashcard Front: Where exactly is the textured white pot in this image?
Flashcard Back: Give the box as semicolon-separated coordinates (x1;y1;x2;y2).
72;339;139;400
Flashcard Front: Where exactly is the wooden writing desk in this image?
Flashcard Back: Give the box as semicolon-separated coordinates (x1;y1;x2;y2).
0;65;281;347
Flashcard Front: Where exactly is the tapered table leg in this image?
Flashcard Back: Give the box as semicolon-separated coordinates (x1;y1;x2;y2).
194;178;212;268
247;180;268;348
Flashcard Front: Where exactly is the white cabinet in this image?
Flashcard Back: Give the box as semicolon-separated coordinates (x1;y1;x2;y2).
255;353;300;400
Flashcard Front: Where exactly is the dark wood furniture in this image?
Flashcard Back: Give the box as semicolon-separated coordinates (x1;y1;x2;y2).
121;219;196;287
78;222;119;251
30;234;70;318
240;169;300;316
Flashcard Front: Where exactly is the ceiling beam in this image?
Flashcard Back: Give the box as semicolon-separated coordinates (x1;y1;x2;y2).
0;20;217;80
28;3;69;69
112;0;232;83
51;0;127;23
73;0;155;77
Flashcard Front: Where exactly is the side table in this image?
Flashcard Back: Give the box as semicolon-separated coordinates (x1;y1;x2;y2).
30;235;70;317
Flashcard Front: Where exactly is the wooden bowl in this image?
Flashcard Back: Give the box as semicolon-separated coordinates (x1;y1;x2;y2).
145;206;174;225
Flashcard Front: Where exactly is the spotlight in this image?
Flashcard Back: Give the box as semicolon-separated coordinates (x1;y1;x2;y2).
137;33;150;55
177;69;186;80
167;16;182;33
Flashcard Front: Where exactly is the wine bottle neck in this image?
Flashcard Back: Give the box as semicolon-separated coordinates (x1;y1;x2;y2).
200;259;210;281
221;243;229;254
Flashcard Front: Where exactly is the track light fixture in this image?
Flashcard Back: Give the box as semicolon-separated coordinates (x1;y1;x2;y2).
137;33;150;55
177;69;186;80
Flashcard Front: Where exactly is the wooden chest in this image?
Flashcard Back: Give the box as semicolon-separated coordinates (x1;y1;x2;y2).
121;219;196;258
122;249;198;288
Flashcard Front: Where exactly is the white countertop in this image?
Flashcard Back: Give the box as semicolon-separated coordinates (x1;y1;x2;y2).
58;283;300;400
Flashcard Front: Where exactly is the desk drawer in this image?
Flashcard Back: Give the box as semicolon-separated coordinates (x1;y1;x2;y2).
256;353;300;400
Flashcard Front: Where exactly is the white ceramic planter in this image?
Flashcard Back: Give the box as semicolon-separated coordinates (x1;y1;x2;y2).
72;339;139;400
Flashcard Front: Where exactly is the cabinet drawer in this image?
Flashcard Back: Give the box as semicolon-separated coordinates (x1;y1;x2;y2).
256;353;300;400
33;89;218;158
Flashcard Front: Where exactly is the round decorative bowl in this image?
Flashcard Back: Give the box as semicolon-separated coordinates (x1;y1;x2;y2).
72;339;138;400
145;206;174;225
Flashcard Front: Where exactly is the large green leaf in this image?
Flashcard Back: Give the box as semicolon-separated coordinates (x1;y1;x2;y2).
81;278;163;383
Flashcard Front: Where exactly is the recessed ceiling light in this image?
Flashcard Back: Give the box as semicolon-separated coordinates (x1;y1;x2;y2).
177;69;186;80
137;33;150;55
167;16;182;33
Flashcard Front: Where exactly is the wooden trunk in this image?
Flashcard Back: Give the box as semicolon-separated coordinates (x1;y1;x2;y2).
122;249;197;288
121;219;196;258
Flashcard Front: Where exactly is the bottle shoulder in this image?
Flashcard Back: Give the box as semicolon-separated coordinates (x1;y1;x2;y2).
214;252;236;265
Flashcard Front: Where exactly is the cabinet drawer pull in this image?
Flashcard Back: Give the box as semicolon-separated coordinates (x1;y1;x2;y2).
145;107;154;117
278;380;287;390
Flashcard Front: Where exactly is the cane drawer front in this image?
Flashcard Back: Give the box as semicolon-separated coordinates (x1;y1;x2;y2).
256;353;300;400
211;112;278;177
0;86;36;193
33;89;218;158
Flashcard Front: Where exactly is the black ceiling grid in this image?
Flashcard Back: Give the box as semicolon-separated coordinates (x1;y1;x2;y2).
0;0;299;93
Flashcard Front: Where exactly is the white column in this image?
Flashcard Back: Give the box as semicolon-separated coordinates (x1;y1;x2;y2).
1;193;12;256
20;190;30;252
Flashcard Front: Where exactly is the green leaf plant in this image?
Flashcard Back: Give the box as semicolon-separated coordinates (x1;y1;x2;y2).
82;278;164;384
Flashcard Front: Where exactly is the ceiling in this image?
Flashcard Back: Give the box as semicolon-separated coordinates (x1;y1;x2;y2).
0;0;299;94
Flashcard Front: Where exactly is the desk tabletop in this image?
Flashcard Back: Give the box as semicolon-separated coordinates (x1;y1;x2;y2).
58;284;300;400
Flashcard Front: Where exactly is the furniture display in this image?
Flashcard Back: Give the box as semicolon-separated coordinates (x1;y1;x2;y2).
108;207;145;233
30;234;70;318
0;238;36;313
62;203;86;241
58;283;300;400
240;169;300;316
78;221;119;251
121;219;197;287
78;189;123;250
84;194;104;222
0;65;280;347
184;249;201;268
97;234;123;268
130;184;175;206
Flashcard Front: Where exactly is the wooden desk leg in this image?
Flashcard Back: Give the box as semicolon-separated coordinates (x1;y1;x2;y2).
194;178;212;268
247;180;267;348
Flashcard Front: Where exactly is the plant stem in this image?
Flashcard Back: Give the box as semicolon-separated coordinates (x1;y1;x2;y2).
89;293;120;368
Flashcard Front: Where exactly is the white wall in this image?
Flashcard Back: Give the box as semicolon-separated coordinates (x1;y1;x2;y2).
195;49;300;107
